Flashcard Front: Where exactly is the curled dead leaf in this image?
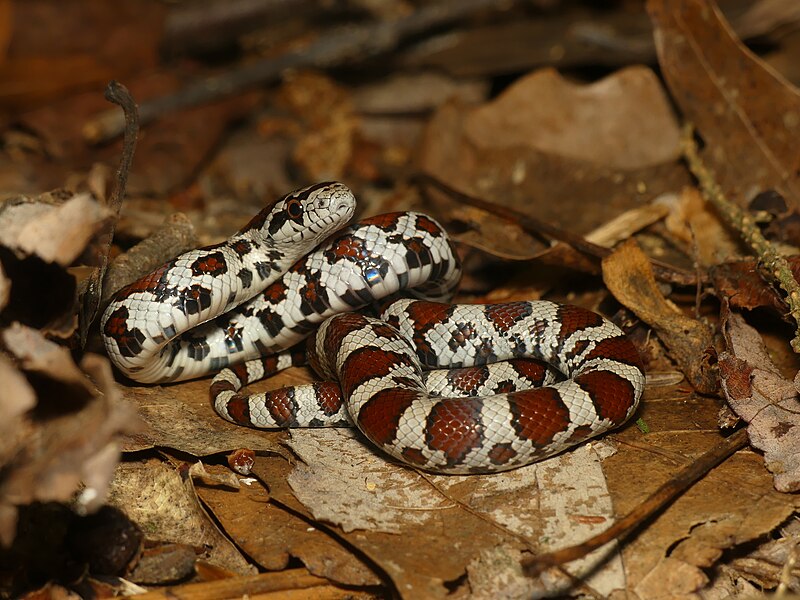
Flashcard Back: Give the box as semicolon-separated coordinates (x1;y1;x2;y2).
720;310;800;492
0;324;138;545
602;238;718;393
0;193;112;266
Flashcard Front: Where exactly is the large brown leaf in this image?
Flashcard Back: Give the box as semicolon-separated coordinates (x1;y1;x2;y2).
648;0;800;208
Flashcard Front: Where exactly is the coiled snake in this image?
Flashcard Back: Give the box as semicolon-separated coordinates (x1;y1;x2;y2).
102;182;645;473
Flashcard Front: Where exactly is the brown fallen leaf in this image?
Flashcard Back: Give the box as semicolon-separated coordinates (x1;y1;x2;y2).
128;543;197;585
602;381;800;593
280;72;358;182
465;66;681;169
418;100;691;260
719;309;800;492
0;1;165;112
255;430;639;598
662;186;744;265
648;0;800;210
0;191;115;336
195;463;381;587
0;324;138;545
19;72;261;197
710;257;800;313
602;238;718;393
107;460;255;577
118;369;305;459
187;461;239;490
727;517;800;589
0;193;112;266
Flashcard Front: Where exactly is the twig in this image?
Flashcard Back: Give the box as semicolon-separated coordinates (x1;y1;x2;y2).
84;0;513;143
130;568;335;599
414;172;700;287
103;82;139;219
681;123;800;352
78;81;139;346
523;428;749;575
162;0;323;57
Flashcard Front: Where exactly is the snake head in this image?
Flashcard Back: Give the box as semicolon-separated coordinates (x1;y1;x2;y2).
246;182;356;248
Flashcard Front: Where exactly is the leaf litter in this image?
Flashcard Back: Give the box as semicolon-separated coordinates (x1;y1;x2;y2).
2;0;800;598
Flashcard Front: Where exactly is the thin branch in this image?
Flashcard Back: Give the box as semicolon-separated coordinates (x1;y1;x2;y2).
84;0;513;143
78;81;139;345
130;568;332;600
414;172;700;287
681;123;800;352
103;81;139;219
523;428;749;575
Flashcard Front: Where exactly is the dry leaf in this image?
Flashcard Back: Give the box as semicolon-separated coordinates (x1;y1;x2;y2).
710;258;800;313
254;429;633;598
280;72;358;181
465;66;681;169
187;461;239;489
649;0;800;209
196;462;381;587
719;310;800;492
602;238;718;393
662;186;744;265
108;460;255;576
418;101;691;259
0;193;111;266
0;325;138;545
118;372;302;458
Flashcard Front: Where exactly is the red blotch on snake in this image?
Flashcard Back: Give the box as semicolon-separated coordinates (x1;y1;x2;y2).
484;302;533;333
557;305;605;340
425;397;484;465
510;387;571;446
575;370;636;424
586;336;643;369
339;347;417;397
358;388;419;445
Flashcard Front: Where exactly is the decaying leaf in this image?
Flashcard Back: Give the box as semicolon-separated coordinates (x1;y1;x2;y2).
662;186;744;265
280;72;358;182
719;310;800;492
419;89;690;261
248;429;631;597
0;325;138;545
0;183;140;551
602;238;718;393
195;462;381;587
710;257;800;313
649;0;800;210
465;66;681;170
0;193;112;266
107;460;255;577
118;371;301;458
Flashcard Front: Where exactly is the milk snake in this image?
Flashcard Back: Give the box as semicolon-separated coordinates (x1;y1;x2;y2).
102;182;645;474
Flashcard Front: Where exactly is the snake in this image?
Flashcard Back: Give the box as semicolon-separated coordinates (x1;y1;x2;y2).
102;182;645;474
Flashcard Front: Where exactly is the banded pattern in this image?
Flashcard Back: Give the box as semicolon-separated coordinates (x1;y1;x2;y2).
102;181;645;473
102;186;461;383
102;182;358;383
212;349;557;429
212;298;644;474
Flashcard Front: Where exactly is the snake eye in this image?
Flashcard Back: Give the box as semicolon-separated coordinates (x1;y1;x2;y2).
286;199;303;220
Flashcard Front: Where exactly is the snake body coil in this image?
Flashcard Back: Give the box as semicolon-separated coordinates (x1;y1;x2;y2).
102;182;644;473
